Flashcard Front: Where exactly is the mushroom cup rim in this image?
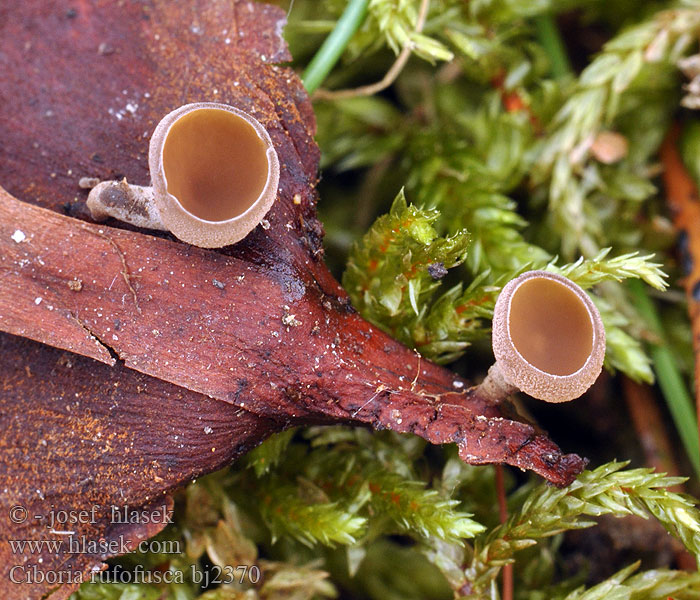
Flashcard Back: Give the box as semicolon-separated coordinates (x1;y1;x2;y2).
492;269;606;403
148;102;280;247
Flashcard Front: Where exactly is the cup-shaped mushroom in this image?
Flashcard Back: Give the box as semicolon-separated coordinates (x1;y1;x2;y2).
148;102;280;248
491;270;605;403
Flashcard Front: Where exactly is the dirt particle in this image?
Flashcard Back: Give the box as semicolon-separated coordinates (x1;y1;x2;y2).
212;278;226;290
98;42;115;55
79;176;100;189
282;313;301;327
282;305;301;327
68;278;83;292
428;262;448;280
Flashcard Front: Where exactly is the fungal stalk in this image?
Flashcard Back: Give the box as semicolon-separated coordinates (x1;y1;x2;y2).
481;270;606;404
87;102;280;248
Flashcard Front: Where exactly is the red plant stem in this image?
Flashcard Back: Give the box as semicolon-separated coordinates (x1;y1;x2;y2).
495;465;513;600
660;125;700;456
622;377;682;488
622;376;696;570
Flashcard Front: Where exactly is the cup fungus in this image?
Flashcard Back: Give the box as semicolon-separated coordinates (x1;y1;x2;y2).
87;102;280;248
482;270;606;403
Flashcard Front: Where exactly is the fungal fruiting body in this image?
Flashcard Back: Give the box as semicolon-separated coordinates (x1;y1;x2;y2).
484;270;606;403
87;102;280;248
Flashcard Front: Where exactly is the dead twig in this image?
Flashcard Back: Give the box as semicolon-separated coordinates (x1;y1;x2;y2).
313;0;430;101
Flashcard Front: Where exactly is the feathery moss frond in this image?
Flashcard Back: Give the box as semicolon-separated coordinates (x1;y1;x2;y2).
347;467;485;542
259;479;367;547
343;189;469;347
547;248;668;290
302;431;485;543
247;429;298;477
533;4;700;256
324;0;453;63
466;462;700;595
589;293;654;383
562;562;700;600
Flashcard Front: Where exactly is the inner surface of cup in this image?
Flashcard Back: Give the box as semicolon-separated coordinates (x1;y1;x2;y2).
507;277;593;376
161;107;269;222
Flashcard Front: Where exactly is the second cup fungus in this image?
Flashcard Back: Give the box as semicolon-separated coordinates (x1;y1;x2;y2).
483;270;606;403
87;102;280;248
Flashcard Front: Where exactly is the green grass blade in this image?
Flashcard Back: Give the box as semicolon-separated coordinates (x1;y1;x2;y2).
628;279;700;478
302;0;369;94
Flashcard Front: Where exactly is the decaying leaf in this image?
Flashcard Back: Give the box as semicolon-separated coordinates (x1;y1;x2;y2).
0;2;585;598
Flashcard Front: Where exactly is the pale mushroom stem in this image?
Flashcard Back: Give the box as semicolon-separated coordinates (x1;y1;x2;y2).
478;363;519;404
87;179;166;231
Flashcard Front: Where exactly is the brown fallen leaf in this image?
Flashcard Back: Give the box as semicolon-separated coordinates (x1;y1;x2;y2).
0;2;586;598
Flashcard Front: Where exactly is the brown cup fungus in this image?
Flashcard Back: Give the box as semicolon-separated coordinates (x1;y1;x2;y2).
482;270;605;403
87;102;280;248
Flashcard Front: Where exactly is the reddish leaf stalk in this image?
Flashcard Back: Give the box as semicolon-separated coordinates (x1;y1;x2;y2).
622;376;696;570
495;465;513;600
660;125;700;453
